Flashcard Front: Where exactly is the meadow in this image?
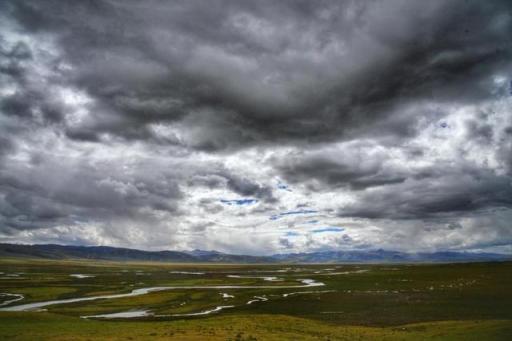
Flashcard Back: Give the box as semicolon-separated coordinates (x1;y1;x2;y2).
0;258;511;340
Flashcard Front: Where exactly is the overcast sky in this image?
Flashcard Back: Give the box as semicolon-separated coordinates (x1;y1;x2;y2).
0;0;511;255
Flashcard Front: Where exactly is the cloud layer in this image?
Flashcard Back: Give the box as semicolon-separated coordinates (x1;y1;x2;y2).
1;0;511;254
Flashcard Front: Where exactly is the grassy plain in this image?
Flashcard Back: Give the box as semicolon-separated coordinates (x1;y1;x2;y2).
0;258;511;340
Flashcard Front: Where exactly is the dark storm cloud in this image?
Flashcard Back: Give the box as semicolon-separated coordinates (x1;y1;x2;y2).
0;33;68;126
0;135;13;158
188;170;276;203
3;0;511;149
1;0;512;252
224;174;276;203
274;142;407;190
0;153;184;231
337;166;512;220
0;147;275;233
496;125;512;176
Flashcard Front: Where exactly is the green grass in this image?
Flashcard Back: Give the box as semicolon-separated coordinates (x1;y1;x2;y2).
1;313;511;340
1;259;511;340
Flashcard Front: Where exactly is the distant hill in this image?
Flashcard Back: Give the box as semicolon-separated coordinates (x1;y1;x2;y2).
0;243;272;263
272;249;512;263
0;243;509;263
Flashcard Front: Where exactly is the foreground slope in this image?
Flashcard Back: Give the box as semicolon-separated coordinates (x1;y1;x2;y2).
1;313;511;340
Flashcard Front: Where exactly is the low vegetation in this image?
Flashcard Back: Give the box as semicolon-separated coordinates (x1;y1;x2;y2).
1;258;511;340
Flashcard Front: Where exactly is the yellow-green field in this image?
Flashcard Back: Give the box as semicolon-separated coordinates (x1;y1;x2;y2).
1;258;511;340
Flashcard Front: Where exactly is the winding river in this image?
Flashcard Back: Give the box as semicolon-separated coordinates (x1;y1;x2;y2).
0;278;324;312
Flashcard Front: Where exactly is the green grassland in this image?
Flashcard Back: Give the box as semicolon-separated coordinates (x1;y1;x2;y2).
1;258;511;340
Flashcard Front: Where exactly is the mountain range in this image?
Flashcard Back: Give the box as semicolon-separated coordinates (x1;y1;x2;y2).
0;243;510;263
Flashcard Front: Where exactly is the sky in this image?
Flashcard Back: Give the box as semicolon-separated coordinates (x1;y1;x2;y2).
0;0;511;255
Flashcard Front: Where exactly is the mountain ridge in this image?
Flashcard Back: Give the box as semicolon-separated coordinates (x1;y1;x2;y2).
0;243;510;263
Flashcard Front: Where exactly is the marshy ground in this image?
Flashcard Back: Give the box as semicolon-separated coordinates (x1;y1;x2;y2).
0;259;511;340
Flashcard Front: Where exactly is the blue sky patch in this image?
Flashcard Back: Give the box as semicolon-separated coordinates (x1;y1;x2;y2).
285;231;300;237
311;227;344;233
220;199;258;206
269;209;318;220
277;182;292;192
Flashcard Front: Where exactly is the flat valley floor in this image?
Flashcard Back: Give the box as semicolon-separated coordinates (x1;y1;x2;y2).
0;259;511;340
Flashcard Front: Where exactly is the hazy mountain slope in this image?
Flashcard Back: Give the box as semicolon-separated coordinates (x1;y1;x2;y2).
0;243;509;263
272;249;511;263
